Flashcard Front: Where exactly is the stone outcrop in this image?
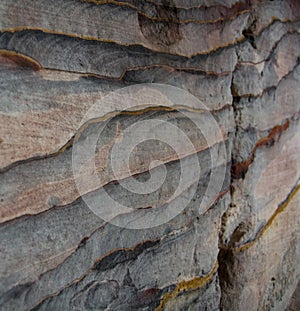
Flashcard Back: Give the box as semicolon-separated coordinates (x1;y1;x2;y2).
0;0;299;310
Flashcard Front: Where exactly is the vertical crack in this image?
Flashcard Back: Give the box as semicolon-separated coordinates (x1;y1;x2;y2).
217;59;241;310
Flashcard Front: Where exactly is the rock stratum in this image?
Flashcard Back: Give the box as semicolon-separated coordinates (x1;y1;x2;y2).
0;0;299;310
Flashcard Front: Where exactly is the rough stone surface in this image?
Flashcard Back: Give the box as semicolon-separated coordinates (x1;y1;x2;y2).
0;1;299;310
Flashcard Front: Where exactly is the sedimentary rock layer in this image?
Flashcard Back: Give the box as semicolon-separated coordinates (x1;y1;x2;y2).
0;0;299;310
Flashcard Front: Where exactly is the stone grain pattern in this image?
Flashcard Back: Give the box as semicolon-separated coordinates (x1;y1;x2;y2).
0;0;299;310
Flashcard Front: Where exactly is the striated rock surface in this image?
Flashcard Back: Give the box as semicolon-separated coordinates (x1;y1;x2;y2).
0;0;299;310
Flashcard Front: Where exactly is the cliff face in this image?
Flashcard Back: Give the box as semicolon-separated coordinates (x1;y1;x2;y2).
0;1;299;310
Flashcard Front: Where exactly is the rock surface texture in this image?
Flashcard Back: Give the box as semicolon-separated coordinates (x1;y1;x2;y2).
0;0;299;310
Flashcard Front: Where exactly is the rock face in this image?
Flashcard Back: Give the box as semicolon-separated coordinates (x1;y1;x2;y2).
0;1;299;310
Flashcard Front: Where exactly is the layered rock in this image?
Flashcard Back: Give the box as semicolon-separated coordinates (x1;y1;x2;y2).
0;0;299;310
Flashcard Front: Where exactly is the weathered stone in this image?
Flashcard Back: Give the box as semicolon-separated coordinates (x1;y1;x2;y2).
219;185;300;311
0;1;299;310
233;33;300;97
0;0;250;57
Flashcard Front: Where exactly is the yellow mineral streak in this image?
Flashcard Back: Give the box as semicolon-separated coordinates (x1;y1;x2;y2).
155;260;219;311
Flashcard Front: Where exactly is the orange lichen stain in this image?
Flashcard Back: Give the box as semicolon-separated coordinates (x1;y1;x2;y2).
255;120;290;149
0;49;41;70
231;158;252;179
155;261;219;311
232;184;300;253
231;120;290;179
